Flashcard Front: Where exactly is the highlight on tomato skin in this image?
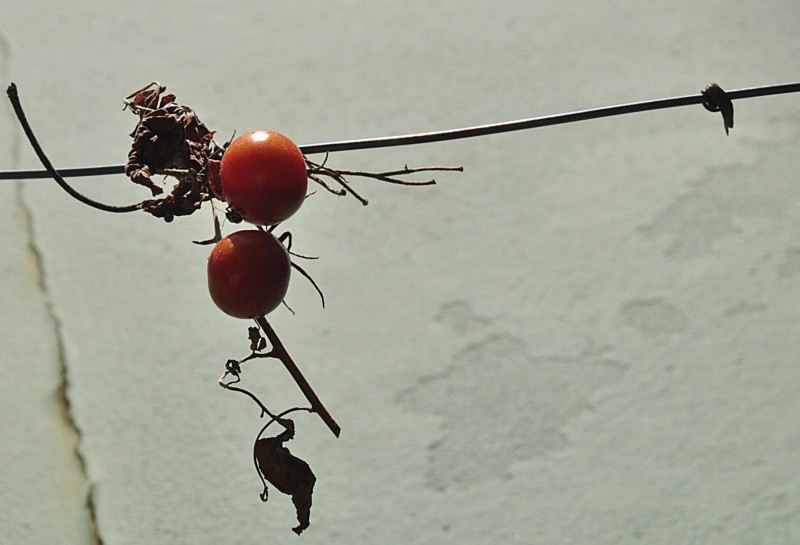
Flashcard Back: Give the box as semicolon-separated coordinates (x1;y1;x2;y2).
220;130;308;226
207;229;291;319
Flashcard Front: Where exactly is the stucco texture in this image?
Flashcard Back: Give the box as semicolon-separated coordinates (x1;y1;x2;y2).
1;1;799;544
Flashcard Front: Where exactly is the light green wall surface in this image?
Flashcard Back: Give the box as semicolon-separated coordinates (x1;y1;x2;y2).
1;1;799;543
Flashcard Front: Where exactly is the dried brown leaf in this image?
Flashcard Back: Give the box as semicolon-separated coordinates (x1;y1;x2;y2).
254;420;316;535
124;83;217;220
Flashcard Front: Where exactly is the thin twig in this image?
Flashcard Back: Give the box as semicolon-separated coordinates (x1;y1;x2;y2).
255;407;314;439
306;172;347;196
327;165;465;185
305;160;462;205
220;375;273;418
254;316;340;437
192;201;223;245
5;84;142;212
306;159;369;205
3;81;798;181
219;376;314;427
290;262;326;309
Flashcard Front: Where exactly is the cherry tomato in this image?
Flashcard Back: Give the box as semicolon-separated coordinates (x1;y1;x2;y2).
207;229;291;319
220;130;308;225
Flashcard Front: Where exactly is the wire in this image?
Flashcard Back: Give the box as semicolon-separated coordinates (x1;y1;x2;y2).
1;82;798;181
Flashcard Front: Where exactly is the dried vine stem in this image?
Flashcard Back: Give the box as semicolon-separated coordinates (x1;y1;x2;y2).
5;83;142;213
220;374;315;431
219;368;275;417
306;154;463;205
221;322;340;437
219;356;317;536
254;316;341;437
219;365;313;426
268;228;326;308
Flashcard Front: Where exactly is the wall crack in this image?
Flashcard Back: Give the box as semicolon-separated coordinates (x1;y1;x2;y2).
15;185;105;545
4;33;104;544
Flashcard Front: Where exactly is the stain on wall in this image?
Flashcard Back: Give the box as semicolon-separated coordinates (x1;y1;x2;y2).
638;123;800;259
397;300;628;491
620;298;689;335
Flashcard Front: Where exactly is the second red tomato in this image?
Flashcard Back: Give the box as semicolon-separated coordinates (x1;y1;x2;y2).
220;130;308;225
207;229;291;319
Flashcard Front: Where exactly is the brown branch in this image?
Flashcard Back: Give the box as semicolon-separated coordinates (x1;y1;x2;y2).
254;316;341;437
306;172;347;197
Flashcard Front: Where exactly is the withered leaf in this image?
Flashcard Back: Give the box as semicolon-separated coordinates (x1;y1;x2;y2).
158;93;176;108
127;84;167;111
248;326;267;352
254;419;316;535
124;83;216;220
225;359;242;377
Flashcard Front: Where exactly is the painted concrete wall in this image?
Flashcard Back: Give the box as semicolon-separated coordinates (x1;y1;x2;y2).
1;1;799;543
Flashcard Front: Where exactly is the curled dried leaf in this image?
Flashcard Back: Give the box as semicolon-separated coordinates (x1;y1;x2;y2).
124;82;168;112
138;171;208;221
248;326;267;352
254;419;316;535
124;83;216;220
225;359;242;377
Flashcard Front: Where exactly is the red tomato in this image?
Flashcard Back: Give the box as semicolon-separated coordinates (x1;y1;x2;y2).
220;130;308;225
207;229;291;318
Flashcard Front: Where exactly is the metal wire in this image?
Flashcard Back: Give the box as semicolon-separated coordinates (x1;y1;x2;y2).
1;82;798;181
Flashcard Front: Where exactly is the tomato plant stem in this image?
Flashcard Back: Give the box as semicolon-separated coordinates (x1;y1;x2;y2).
255;316;341;438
